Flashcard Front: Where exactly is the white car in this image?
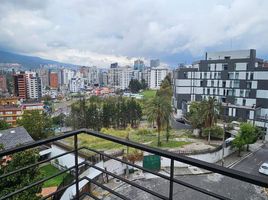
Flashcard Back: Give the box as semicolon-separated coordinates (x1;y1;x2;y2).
259;162;268;175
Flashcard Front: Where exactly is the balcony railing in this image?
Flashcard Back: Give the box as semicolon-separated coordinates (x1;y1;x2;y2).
0;129;267;200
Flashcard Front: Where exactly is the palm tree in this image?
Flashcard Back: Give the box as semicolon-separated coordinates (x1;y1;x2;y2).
202;97;221;144
146;95;167;146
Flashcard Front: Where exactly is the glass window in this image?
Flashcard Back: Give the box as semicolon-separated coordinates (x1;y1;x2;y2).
235;72;239;79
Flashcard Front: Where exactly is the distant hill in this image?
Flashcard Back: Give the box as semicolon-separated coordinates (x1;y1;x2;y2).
0;50;75;69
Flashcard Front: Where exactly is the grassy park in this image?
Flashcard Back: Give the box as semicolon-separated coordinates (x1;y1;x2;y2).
40;164;73;187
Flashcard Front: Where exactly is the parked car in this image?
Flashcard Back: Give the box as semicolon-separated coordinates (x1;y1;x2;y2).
259;162;268;175
225;137;235;144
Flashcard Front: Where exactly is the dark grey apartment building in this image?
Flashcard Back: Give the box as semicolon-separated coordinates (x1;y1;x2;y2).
173;49;268;135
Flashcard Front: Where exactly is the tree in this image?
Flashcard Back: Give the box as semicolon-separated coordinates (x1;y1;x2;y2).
140;79;148;90
0;120;11;130
0;149;43;200
240;123;258;151
17;110;53;140
157;75;173;142
202;97;221;144
52;113;66;127
186;101;205;135
232;134;245;156
146;96;167;146
129;79;142;93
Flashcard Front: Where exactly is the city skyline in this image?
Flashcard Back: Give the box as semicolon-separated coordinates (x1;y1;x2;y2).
0;0;268;67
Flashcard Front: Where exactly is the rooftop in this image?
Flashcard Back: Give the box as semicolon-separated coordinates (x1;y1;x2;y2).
0;126;34;150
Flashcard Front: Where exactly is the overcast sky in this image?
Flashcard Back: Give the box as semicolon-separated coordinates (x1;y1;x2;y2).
0;0;268;67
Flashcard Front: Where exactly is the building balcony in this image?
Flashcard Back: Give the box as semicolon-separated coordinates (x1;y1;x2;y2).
0;129;267;200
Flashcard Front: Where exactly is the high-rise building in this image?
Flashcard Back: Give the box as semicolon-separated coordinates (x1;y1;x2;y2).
111;63;119;69
134;59;145;71
150;59;160;68
26;72;42;99
173;49;268;135
149;66;169;89
69;78;84;93
36;67;49;89
88;66;99;86
13;72;27;99
119;67;133;90
108;68;120;88
0;75;7;93
49;72;58;89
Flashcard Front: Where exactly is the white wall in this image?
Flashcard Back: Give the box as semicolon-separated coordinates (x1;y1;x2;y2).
256;90;268;99
176;87;191;94
50;144;85;169
161;146;235;168
235;63;247;70
254;71;268;80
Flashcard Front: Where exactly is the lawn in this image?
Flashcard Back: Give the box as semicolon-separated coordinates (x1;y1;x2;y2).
140;90;156;99
40;164;73;187
64;128;192;152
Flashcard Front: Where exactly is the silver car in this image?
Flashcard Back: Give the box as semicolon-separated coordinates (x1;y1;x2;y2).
259;162;268;175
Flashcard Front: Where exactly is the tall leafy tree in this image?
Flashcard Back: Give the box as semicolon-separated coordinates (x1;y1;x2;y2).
129;79;142;93
0;120;11;130
240;123;258;151
18;110;53;140
0;149;43;200
232;134;245;156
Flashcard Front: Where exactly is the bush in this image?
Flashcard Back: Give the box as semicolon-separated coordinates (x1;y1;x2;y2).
203;126;224;139
225;123;234;131
136;128;152;135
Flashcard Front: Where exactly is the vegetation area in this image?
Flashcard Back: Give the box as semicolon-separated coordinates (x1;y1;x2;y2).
40;164;72;187
0;149;43;200
186;97;222;143
128;79;147;93
145;75;173;146
17;110;54;140
0;120;10;130
65;127;191;151
232;123;259;156
66;96;142;130
141;90;157;99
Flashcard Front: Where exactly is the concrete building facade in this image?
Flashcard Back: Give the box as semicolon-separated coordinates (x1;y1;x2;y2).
173;49;268;132
149;66;169;90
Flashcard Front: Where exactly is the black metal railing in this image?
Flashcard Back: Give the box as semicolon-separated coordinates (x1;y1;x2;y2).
0;128;267;200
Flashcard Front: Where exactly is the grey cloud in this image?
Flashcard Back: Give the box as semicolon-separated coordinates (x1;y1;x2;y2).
0;0;268;66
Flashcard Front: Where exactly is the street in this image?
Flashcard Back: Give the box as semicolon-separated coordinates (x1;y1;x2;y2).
232;143;268;181
170;115;192;130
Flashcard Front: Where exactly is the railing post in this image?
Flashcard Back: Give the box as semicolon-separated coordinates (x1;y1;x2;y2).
169;159;174;200
74;134;79;199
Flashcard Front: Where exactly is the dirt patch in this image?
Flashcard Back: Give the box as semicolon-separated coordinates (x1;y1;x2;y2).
41;187;57;197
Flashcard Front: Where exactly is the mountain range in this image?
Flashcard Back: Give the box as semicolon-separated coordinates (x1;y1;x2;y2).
0;50;75;69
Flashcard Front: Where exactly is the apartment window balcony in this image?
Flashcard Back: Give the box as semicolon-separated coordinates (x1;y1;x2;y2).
0;129;267;200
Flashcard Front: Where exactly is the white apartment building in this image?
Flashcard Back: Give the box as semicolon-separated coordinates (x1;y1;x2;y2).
88;66;100;86
26;72;42;99
149;66;169;90
119;67;133;90
69;78;85;93
63;69;75;86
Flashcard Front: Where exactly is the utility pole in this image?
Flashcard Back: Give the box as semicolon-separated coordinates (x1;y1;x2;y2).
221;120;226;166
263;114;267;143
